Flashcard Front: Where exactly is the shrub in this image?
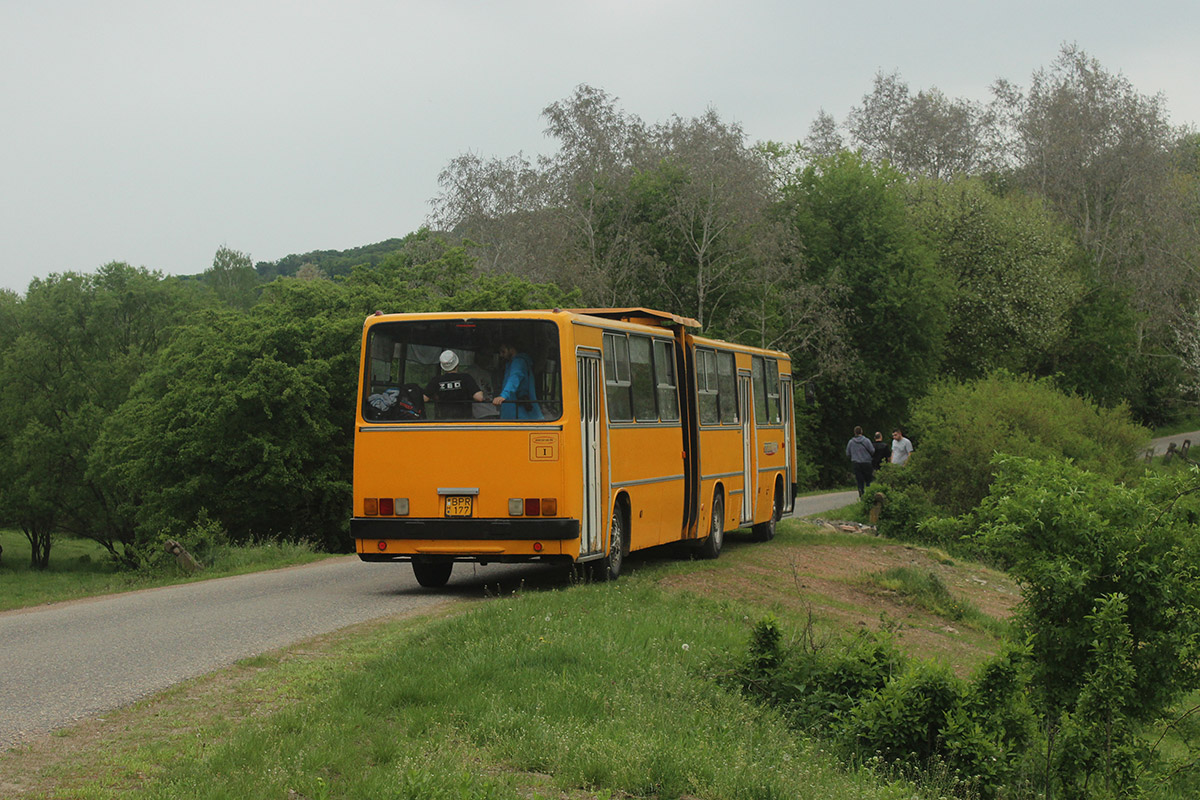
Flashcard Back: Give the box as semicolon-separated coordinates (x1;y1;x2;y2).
905;371;1148;515
848;660;965;766
865;466;940;544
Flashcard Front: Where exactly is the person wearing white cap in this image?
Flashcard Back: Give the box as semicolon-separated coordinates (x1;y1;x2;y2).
422;349;484;419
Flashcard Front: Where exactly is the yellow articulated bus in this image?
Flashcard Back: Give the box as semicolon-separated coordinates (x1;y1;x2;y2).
351;307;796;587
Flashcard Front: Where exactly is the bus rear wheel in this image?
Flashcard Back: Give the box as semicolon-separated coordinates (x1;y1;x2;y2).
698;491;724;560
591;504;626;581
412;559;453;588
751;483;782;542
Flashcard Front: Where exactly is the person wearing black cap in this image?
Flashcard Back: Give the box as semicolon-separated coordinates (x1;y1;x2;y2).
423;349;483;419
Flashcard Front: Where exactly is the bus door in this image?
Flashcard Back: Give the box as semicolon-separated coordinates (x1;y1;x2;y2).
577;349;604;557
781;376;796;514
739;371;755;523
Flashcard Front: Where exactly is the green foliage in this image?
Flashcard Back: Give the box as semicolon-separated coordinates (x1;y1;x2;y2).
1055;593;1143;799
907;177;1084;380
971;457;1200;725
736;619;1034;798
863;466;941;545
848;659;965;766
905;371;1149;515
781;152;951;481
0;264;201;567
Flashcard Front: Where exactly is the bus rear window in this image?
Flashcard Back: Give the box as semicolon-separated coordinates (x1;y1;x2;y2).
362;319;562;422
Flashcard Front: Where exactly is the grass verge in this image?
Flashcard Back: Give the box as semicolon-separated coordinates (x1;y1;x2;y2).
3;520;1018;799
0;529;334;612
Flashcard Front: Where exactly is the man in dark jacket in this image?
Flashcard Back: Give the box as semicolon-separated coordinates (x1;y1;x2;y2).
846;426;876;498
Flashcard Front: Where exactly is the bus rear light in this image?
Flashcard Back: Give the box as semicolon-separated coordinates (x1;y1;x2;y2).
509;497;558;516
379;498;394;516
394;498;409;516
364;498;379;516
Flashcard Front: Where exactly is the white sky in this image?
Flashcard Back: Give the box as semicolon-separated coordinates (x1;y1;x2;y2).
2;0;1196;294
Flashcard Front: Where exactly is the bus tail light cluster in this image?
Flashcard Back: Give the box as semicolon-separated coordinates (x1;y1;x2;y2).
363;498;409;516
509;497;557;516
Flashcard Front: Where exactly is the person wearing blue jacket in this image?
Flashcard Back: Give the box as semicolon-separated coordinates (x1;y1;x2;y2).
491;341;544;420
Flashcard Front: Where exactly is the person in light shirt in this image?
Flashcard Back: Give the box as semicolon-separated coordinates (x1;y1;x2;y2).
890;429;914;466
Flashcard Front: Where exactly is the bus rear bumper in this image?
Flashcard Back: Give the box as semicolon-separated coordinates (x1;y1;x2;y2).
350;517;580;541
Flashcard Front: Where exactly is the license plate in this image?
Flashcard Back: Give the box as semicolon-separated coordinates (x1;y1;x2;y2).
444;496;473;517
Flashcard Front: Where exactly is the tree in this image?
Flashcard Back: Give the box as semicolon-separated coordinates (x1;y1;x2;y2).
994;45;1197;352
205;245;260;310
0;264;197;567
779;151;949;480
847;71;992;179
906;177;1083;379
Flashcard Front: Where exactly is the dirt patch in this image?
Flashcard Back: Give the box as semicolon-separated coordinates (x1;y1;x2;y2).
659;523;1021;675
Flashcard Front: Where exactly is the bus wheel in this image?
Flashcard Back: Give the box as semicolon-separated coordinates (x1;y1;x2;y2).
698;491;724;560
751;483;782;542
591;504;626;581
412;559;453;588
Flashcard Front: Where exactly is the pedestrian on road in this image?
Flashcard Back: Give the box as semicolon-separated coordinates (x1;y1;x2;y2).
846;425;876;498
890;428;914;466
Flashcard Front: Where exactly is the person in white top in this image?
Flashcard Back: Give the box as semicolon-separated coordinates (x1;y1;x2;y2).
890;429;914;465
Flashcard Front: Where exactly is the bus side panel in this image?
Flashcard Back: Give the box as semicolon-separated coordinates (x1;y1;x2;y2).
697;427;743;534
607;425;687;551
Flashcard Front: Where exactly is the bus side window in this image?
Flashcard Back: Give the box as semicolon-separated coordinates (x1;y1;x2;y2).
604;333;633;422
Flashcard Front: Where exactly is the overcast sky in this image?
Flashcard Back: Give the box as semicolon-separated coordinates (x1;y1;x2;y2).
2;1;1196;294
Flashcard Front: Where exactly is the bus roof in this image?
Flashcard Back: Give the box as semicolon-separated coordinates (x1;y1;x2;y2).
567;308;701;329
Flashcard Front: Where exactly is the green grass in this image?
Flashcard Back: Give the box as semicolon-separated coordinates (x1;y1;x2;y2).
0;528;334;612
861;566;1009;637
1152;414;1200;438
6;569;917;800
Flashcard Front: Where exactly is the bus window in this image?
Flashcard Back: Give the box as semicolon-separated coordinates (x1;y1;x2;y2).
752;357;781;425
653;339;679;422
603;333;632;422
717;351;737;423
697;349;719;425
361;319;561;422
630;335;657;422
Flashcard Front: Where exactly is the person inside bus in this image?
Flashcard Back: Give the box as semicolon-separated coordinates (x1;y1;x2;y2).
492;341;544;420
423;349;484;419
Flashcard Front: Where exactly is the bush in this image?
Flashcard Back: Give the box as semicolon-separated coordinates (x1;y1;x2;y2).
864;466;940;544
905;371;1149;515
848;660;965;766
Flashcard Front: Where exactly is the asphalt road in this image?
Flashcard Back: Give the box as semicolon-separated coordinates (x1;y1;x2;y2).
0;557;550;750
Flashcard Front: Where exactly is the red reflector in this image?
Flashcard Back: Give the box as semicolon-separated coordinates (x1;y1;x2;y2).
379;498;394;516
524;498;540;516
533;542;543;552
377;540;387;551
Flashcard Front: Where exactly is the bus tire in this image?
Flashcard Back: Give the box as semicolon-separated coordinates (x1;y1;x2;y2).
591;503;626;581
751;481;782;542
698;490;724;560
412;559;453;588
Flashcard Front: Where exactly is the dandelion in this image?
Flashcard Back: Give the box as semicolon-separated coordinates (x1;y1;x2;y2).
681;643;690;651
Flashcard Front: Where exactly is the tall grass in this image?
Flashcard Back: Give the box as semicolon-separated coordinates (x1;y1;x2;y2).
94;576;913;800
